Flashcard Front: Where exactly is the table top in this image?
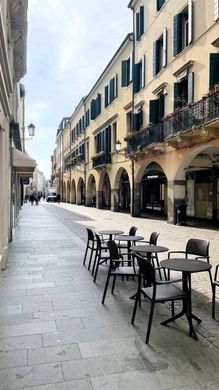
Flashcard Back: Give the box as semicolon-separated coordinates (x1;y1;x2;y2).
132;245;169;253
160;258;212;273
98;230;124;236
115;235;144;242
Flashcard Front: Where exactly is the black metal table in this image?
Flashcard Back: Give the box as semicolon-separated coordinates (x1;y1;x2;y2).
115;235;144;264
160;258;212;340
98;230;124;240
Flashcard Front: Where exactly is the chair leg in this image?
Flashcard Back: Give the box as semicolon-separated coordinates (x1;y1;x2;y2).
171;301;175;317
131;292;140;325
208;270;213;291
91;250;98;276
93;255;100;283
155;255;162;280
88;243;94;270
102;271;111;304
111;276;116;294
212;283;216;319
146;300;155;344
83;243;89;266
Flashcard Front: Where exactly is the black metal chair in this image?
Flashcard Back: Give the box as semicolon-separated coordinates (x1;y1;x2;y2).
212;264;219;319
116;226;138;252
168;238;212;285
83;228;96;270
92;234;110;283
135;231;162;279
131;254;188;344
102;240;139;304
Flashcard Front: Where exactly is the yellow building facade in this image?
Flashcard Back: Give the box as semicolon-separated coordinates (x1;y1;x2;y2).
54;0;219;225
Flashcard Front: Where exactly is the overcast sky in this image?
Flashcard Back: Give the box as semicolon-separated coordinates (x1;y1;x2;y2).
23;0;132;179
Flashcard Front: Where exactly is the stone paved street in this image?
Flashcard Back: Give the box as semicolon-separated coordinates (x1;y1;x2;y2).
0;201;218;389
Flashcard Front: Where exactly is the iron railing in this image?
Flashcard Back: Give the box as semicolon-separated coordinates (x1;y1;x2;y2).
164;90;219;139
127;123;164;154
92;152;111;168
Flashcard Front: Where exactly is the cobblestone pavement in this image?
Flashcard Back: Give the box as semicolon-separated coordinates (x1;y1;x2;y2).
0;202;218;389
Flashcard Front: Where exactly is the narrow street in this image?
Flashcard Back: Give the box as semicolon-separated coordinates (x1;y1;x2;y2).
0;202;218;389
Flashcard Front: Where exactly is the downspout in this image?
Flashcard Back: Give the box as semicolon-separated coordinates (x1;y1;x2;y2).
83;97;87;206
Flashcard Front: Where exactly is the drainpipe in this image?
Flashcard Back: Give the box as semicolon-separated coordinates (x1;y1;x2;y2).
83;97;87;206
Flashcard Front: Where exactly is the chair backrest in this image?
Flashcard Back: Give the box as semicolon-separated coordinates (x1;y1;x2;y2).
129;226;138;236
95;233;102;249
107;240;122;267
186;238;209;258
135;254;156;284
87;228;95;241
149;232;160;245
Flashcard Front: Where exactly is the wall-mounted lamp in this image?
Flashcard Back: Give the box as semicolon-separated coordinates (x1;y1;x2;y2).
27;122;35;138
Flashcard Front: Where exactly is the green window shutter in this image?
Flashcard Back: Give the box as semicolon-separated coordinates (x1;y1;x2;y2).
136;12;140;41
149;100;159;124
110;78;114;103
153;41;160;76
141;55;145;88
133;114;137;132
158;94;165;120
105;85;109;108
139;109;144;128
163;28;167;67
133;63;141;93
174;83;181;111
214;0;219;21
209;53;219;89
91;100;95;120
157;0;165;11
106;125;111;153
139;6;144;37
173;14;182;56
97;94;101;116
114;74;118;98
187;72;194;104
121;60;128;87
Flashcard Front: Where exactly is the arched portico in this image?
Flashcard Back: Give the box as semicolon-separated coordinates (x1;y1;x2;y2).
87;174;96;207
113;168;131;212
98;172;111;209
66;181;70;203
71;179;76;204
77;177;85;205
63;182;67;202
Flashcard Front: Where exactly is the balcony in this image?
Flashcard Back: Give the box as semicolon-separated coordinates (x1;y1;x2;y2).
92;151;112;169
164;90;219;139
127;123;164;154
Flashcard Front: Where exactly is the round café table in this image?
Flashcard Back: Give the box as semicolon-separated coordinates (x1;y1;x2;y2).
132;245;169;279
160;258;212;340
115;235;144;265
98;229;124;240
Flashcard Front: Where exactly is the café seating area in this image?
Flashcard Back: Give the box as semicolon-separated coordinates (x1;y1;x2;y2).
83;226;217;344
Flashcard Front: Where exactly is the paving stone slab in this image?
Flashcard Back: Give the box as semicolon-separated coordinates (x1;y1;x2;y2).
27;343;82;365
23;379;93;390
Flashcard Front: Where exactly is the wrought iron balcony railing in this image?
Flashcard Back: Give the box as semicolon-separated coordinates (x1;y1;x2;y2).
127;123;164;154
164;90;219;139
92;151;112;168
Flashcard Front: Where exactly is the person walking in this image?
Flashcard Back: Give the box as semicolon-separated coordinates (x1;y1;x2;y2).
29;193;35;205
56;194;60;204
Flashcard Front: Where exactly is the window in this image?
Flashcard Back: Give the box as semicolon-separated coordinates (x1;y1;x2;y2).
105;74;117;107
126;111;132;133
95;126;111;154
174;71;194;110
214;0;219;21
153;28;167;76
133;109;143;132
86;141;89;163
157;0;165;11
85;109;90;127
112;122;117;151
136;5;144;41
133;55;145;93
90;94;101;120
149;94;165;124
209;53;219;89
121;54;132;87
173;0;193;56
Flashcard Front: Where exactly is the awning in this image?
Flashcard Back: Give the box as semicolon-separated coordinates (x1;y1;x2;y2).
12;148;37;176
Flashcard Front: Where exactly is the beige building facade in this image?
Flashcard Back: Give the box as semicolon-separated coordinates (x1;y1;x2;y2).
54;0;219;226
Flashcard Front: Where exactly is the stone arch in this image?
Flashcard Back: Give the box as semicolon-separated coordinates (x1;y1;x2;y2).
87;174;96;207
66;181;70;203
113;167;131;212
71;179;76;204
77;177;85;205
98;172;111;209
63;182;67;202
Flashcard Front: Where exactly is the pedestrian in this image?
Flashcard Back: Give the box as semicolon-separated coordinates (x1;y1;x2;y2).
56;194;60;204
29;193;35;205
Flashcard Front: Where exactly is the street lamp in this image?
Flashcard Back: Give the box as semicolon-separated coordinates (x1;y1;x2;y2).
115;139;135;217
26;122;35;139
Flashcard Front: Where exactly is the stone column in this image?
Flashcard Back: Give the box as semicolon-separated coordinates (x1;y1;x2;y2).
96;190;102;209
168;180;186;224
132;182;141;217
111;188;120;212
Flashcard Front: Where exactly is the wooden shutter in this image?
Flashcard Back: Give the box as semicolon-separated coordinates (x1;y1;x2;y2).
163;28;167;67
153;41;159;76
106;125;111;154
149;100;159;124
129;53;133;83
91;100;95;120
136;12;140;41
188;0;193;44
110;78;114;103
97;94;101;116
141;55;145;88
187;72;194;104
121;60;128;87
139;109;144;127
173;14;182;56
158;94;165;119
209;53;219;89
105;85;109;108
133;63;141;93
140;6;144;37
214;0;219;21
133;114;137;132
114;74;117;98
174;83;181;111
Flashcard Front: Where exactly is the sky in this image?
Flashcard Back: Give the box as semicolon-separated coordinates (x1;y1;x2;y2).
23;0;132;179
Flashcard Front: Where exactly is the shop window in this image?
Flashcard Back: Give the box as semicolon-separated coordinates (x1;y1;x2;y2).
173;0;193;56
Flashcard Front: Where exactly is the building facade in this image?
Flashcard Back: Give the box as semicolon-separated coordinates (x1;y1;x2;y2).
54;0;219;226
0;0;35;270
